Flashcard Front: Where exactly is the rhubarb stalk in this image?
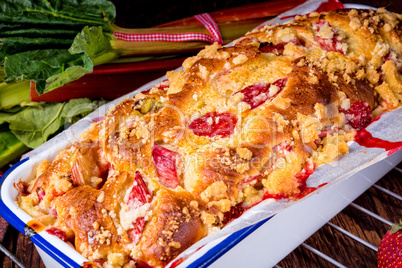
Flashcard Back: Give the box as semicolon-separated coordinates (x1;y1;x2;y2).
110;18;266;56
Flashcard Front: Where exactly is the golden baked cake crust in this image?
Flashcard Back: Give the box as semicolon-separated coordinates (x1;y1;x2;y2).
17;8;402;268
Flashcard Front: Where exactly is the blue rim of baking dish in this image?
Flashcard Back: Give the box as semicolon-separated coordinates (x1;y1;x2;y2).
0;157;275;268
186;215;274;268
0;158;29;234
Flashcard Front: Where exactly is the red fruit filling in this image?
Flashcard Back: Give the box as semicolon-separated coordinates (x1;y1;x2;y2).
263;158;315;200
37;188;45;202
259;39;300;55
128;172;152;206
127;218;146;245
46;227;67;242
295;159;315;192
260;42;286;55
236;77;287;109
313;21;346;54
71;162;86;186
340;101;373;130
155;79;170;90
142;79;170;94
152;145;180;188
189;112;237;138
127;172;152;244
235;36;259;46
15;180;30;196
272;140;293;155
263;191;287;200
222;203;247;225
242;141;293;185
241;174;262;184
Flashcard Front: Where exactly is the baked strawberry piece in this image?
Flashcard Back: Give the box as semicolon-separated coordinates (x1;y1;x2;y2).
189;112;237;137
313;21;346;54
341;101;373;130
237;78;287;109
152;145;180;188
127;172;152;244
259;40;300;55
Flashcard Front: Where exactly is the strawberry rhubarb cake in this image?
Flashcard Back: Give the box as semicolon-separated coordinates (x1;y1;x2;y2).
17;8;402;268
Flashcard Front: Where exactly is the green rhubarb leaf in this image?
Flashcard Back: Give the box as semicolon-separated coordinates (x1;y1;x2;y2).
69;26;118;65
0;67;5;82
0;0;115;29
0;27;79;38
0;98;99;148
0;37;73;62
0;127;28;168
0;0;117;94
4;49;93;94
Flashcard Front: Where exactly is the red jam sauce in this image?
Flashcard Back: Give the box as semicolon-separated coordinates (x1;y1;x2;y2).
354;129;402;156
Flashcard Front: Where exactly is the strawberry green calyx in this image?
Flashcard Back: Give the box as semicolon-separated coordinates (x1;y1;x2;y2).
389;220;402;235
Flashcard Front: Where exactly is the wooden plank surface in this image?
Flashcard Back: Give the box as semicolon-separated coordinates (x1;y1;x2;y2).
0;0;401;267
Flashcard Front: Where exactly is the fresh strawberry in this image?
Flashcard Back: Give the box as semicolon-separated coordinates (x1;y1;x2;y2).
152;144;180;188
377;221;402;268
189;112;237;138
46;227;67;242
236;78;287;109
222;203;247;225
340;101;373;130
313;21;346;54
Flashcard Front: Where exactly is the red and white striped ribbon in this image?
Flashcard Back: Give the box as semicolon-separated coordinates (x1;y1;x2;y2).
113;13;223;45
194;13;223;45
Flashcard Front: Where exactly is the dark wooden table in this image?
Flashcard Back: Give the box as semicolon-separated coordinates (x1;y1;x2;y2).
0;0;401;267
